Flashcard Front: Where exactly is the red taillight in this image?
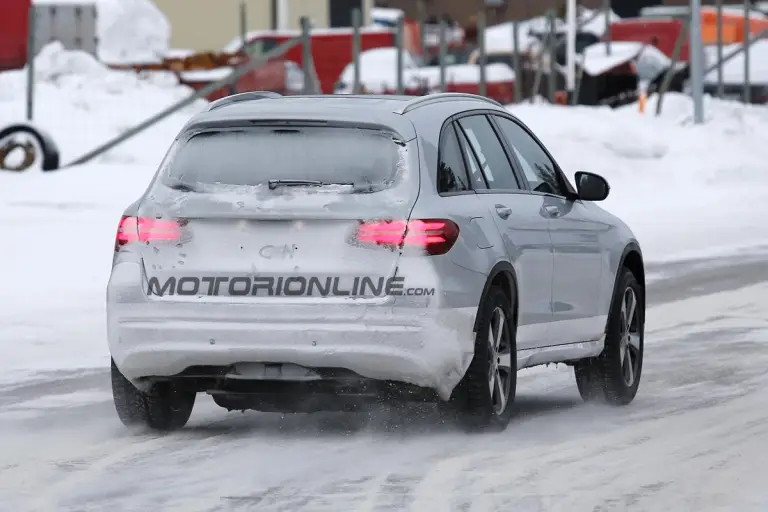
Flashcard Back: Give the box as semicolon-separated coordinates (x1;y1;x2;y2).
356;219;460;256
115;216;181;250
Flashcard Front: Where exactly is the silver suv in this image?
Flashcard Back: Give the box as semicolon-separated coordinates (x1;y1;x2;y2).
107;92;645;432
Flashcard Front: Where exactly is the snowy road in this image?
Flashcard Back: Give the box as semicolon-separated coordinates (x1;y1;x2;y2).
2;253;768;512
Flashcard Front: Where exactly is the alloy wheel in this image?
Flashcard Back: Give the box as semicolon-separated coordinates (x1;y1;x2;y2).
619;287;642;387
487;306;514;415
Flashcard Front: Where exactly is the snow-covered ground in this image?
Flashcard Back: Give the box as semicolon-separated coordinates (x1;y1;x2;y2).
2;46;768;510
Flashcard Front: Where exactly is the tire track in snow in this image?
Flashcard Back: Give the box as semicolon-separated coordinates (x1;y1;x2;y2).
21;416;241;512
5;258;768;511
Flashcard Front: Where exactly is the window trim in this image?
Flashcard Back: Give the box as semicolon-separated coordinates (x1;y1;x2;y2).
454;112;526;194
488;112;579;200
435;119;476;197
454;122;489;190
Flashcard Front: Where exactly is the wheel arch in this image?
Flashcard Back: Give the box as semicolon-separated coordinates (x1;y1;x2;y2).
473;261;519;333
606;242;645;329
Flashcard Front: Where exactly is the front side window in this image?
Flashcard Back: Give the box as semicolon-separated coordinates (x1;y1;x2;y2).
493;116;564;196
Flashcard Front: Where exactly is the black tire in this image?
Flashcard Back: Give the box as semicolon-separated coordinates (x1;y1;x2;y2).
0;123;60;172
443;286;517;431
574;267;644;405
111;359;196;431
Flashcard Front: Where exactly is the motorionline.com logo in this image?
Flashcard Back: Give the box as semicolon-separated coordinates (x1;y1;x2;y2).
147;275;436;297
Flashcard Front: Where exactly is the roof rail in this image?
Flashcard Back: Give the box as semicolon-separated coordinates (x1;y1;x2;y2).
206;91;283;111
395;93;503;115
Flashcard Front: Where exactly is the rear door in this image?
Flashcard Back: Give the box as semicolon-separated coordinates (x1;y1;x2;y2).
135;124;419;303
453;113;554;351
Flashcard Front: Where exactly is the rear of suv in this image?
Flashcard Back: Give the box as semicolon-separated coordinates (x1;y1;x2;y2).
108;92;645;433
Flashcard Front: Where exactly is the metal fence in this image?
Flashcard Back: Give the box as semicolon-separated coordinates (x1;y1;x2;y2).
343;3;618;105
661;0;767;123
344;1;766;117
27;1;768;167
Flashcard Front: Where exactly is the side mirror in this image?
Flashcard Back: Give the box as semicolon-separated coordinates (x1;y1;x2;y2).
575;171;610;201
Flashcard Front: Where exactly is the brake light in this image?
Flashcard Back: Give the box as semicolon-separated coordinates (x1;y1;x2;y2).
115;216;181;250
356;219;460;256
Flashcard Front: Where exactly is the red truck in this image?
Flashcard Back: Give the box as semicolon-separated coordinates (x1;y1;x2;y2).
233;28;397;94
607;19;691;62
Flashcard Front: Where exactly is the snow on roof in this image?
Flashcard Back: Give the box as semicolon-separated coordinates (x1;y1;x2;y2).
222;25;392;53
370;7;404;25
581;42;643;75
640;4;768;19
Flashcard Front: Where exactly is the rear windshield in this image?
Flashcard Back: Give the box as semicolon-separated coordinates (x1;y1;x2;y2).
162;126;405;191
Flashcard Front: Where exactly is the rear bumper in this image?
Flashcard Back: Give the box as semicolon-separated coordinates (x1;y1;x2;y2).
107;261;480;400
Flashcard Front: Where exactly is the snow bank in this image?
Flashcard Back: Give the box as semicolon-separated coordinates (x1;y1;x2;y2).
335;47;418;93
33;0;170;64
509;93;768;261
0;42;207;166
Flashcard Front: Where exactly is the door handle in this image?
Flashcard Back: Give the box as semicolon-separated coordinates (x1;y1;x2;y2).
544;205;560;217
494;204;512;219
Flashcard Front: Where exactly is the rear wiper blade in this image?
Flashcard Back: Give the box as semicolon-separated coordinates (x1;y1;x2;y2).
267;179;355;190
268;179;323;190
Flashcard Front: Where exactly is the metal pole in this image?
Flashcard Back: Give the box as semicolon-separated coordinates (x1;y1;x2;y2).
655;17;691;116
439;19;447;92
744;0;751;103
352;8;361;94
547;10;557;103
690;0;704;123
239;0;247;49
604;0;611;55
715;0;724;97
67;36;304;167
531;42;544;103
26;6;36;121
300;16;313;94
231;0;248;95
565;0;577;95
277;0;288;31
417;0;427;64
395;15;404;94
572;58;584;105
478;9;487;97
512;19;522;103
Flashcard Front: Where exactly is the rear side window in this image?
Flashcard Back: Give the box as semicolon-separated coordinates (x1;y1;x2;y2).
456;115;521;191
162;126;405;191
437;126;470;193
